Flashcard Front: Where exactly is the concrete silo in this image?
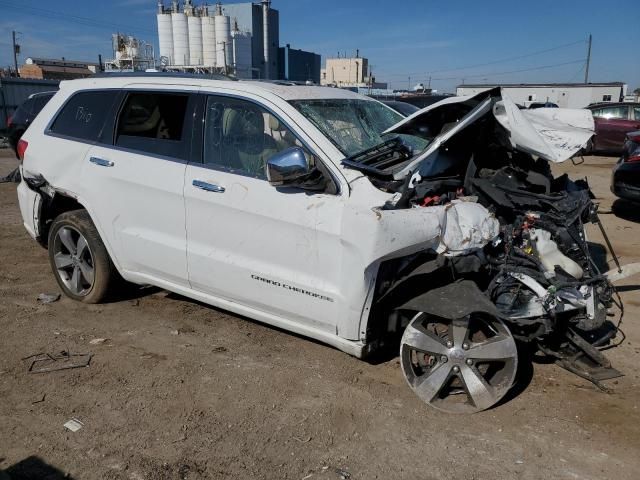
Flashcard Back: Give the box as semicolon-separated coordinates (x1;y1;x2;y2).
171;2;189;65
185;1;202;65
214;4;232;70
201;7;217;67
156;1;174;64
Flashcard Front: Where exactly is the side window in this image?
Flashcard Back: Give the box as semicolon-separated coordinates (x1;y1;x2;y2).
596;106;628;120
203;96;306;179
633;106;640;121
115;92;190;160
50;91;118;142
602;94;612;102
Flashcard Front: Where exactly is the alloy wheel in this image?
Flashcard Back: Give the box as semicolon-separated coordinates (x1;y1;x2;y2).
400;312;518;414
52;226;95;296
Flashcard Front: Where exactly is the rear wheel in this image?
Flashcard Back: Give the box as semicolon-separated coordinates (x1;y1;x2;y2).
400;312;518;413
48;210;118;303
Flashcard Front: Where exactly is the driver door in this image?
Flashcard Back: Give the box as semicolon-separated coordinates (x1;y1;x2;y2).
184;93;345;333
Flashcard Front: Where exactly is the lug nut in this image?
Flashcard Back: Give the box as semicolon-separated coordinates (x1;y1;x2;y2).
462;342;469;350
446;340;453;348
466;358;473;366
440;355;448;363
452;365;460;373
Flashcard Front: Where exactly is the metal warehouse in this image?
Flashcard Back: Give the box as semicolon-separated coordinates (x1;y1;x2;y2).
456;82;627;108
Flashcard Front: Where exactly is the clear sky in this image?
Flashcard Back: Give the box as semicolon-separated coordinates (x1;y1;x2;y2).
0;0;638;93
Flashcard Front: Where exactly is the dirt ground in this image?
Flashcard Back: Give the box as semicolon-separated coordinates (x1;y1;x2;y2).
1;148;639;480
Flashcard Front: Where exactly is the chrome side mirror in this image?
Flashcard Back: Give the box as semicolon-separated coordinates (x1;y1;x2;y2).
266;147;310;186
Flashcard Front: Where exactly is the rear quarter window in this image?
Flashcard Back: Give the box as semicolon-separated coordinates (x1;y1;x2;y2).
49;90;118;142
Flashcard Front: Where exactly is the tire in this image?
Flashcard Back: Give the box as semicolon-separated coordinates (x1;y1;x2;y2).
47;209;118;303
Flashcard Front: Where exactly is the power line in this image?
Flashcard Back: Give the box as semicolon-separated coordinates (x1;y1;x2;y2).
431;59;586;82
383;38;587;78
0;1;156;35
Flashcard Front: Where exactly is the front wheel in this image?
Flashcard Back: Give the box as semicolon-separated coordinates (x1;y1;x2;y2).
400;312;518;413
48;210;118;303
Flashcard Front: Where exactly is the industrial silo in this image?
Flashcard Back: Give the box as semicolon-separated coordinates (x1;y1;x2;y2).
214;6;231;69
171;7;189;65
187;12;203;65
201;8;217;67
232;30;252;79
156;2;174;64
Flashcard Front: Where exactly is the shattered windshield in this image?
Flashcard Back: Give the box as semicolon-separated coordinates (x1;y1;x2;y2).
289;99;429;157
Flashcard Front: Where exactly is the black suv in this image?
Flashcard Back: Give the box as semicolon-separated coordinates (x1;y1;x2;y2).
7;91;56;157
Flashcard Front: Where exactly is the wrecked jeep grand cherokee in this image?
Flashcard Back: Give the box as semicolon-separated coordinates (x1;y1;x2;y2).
17;77;625;413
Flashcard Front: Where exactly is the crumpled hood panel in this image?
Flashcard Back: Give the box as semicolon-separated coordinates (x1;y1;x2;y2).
383;88;594;179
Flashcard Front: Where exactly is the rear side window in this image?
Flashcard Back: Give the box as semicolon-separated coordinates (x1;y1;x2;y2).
32;94;54;114
50;90;118;142
592;106;628;120
115;92;190;160
633;106;640;121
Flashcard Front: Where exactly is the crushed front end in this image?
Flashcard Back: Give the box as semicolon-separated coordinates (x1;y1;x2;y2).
351;88;625;412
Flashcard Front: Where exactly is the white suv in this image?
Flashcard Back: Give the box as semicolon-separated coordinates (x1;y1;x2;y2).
17;74;618;413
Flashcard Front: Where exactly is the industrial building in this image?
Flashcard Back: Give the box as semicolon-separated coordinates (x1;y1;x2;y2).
156;0;278;79
104;34;155;72
18;58;97;80
278;44;320;84
320;55;386;89
456;82;628;108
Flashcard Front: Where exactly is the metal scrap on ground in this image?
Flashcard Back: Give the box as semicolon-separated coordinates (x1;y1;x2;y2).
23;351;92;373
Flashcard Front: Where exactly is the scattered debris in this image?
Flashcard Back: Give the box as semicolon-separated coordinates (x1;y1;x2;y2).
89;338;108;345
293;435;312;443
334;468;351;479
212;346;227;353
63;418;84;432
31;394;46;405
170;329;180;335
23;351;92;373
37;293;60;304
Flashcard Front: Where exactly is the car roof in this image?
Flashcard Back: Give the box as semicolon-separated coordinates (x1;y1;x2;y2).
60;74;371;102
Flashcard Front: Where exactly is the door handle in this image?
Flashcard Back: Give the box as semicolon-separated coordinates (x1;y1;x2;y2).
193;179;225;193
89;157;114;167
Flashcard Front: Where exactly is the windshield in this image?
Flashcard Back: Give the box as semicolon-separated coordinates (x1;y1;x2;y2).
289;99;428;157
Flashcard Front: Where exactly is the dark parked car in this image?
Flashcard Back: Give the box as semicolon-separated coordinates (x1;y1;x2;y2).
381;100;420;117
611;131;640;202
7;91;56;157
528;102;559;109
588;102;640;153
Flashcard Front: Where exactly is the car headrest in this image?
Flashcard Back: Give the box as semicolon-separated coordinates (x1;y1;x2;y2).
223;108;265;139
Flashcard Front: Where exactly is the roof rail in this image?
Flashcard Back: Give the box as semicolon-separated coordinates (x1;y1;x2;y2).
92;71;237;81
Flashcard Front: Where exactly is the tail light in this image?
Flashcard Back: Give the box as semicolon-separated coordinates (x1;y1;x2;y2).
624;138;640;163
6;115;12;128
17;139;28;161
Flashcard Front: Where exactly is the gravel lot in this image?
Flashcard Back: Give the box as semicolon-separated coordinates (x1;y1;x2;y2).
1;149;639;480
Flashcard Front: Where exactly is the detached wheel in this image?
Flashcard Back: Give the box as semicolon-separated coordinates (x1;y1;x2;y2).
48;210;117;303
400;312;518;414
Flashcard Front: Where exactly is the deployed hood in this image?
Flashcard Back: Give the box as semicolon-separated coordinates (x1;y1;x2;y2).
381;88;594;180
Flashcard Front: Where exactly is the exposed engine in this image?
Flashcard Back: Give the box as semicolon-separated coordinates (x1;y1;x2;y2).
352;89;625;392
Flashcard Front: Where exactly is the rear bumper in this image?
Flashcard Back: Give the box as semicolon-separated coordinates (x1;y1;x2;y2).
16;167;42;240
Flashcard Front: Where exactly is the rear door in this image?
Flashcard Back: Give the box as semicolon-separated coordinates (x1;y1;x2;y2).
593;105;634;151
79;87;198;286
183;92;345;333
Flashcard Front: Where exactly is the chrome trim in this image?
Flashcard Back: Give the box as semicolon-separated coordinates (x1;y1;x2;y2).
192;179;225;193
89;156;114;167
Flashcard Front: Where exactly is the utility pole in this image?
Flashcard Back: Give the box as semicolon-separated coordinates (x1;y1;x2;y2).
12;31;19;77
584;34;592;84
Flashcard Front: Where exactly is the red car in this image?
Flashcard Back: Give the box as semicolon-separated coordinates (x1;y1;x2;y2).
588;102;640;153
